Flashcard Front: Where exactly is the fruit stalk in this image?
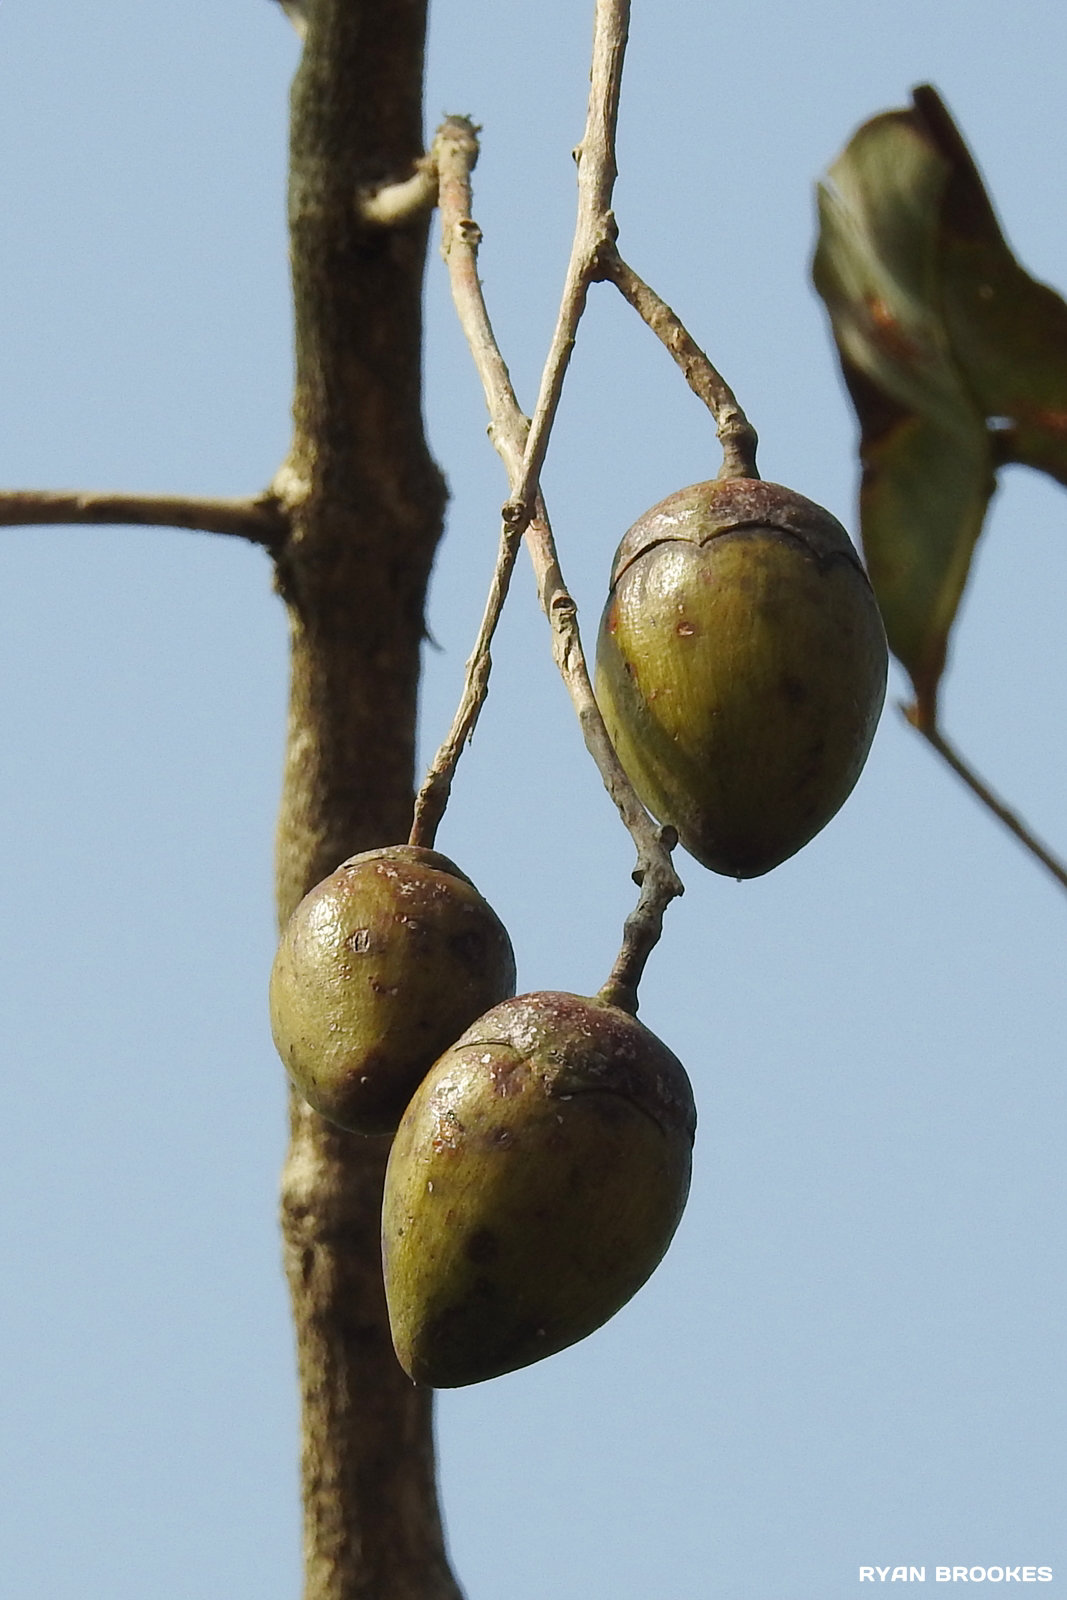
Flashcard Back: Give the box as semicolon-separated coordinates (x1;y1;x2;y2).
598;249;760;480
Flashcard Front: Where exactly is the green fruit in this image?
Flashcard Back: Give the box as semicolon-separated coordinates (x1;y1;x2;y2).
269;845;516;1136
595;478;888;878
382;990;696;1387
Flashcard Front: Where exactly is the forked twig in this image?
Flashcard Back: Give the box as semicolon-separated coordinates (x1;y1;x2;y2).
507;0;630;515
904;705;1067;896
417;0;763;1006
424;85;683;1013
506;1;758;507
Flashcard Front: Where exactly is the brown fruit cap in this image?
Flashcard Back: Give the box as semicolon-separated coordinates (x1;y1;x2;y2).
268;845;516;1135
382;991;696;1387
595;479;888;878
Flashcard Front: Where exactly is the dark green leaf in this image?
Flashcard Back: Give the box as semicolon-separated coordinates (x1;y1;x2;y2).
813;98;994;717
842;358;994;722
912;86;1067;487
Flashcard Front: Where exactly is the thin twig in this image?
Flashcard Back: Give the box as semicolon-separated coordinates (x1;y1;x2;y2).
0;488;288;548
430;118;527;481
904;704;1067;896
409;516;523;848
431;96;683;1014
408;117;529;849
599;249;760;479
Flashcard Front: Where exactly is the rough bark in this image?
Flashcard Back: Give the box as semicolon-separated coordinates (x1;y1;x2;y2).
271;3;459;1596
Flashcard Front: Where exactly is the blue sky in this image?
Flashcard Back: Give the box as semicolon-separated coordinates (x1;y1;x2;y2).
1;4;1065;1597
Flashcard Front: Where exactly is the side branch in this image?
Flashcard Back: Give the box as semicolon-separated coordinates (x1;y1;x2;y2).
358;155;438;228
0;488;288;548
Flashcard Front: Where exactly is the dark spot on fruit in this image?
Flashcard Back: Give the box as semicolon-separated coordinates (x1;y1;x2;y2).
346;927;372;953
450;928;487;968
676;619;696;637
587;1093;628;1126
464;1228;499;1264
779;674;808;707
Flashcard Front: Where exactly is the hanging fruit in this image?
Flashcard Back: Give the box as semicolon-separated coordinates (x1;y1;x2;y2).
269;845;516;1135
595;478;888;877
382;989;696;1387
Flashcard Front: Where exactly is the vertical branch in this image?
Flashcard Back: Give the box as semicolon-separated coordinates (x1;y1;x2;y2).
272;3;460;1598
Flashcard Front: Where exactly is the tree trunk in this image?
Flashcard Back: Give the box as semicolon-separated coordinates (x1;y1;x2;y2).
272;4;460;1596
